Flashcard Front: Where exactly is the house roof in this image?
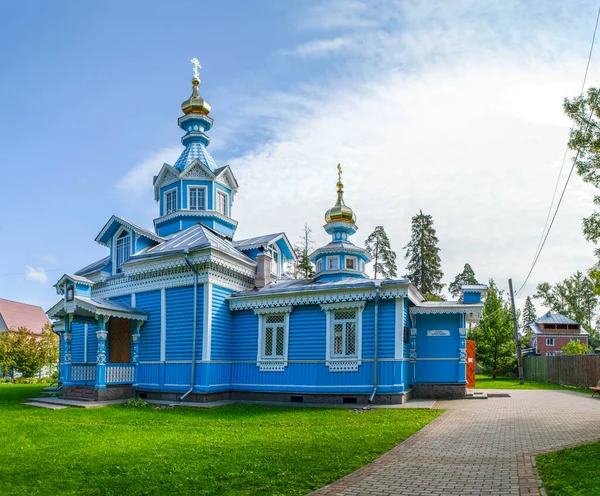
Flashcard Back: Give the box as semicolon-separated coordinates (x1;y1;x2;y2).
75;256;111;276
535;312;579;325
173;141;218;171
233;232;296;260
95;215;164;247
128;223;255;266
54;273;94;289
0;298;50;334
47;296;148;322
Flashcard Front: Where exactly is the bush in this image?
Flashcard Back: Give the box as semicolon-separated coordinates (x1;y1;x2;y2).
124;397;148;408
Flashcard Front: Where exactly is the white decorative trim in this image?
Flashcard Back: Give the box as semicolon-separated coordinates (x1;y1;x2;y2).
95;214;164;246
254;307;292;372
154;208;238;229
323;302;364;372
395;297;404;359
186;184;208;211
229;290;374;311
153;163;180;201
160;288;166;362
163;186;178;216
459;327;467;336
202;283;212;361
410;305;483;315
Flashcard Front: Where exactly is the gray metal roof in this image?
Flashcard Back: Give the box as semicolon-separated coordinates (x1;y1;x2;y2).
129;223;255;265
75;256;110;276
536;312;579;325
76;296;148;316
233;233;284;249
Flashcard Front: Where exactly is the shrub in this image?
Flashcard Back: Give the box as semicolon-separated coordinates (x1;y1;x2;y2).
124;397;148;408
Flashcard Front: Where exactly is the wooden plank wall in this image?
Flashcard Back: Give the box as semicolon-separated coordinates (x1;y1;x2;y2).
523;355;600;387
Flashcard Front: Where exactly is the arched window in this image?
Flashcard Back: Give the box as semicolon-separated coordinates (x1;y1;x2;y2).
116;231;131;273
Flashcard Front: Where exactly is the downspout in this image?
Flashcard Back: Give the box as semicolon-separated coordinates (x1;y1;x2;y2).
369;283;381;403
181;253;198;401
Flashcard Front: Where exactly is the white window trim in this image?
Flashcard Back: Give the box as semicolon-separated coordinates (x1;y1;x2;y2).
216;190;229;216
187;185;207;211
270;244;281;277
254;306;292;372
345;255;358;271
546;338;555;346
326;255;340;271
316;258;323;273
163;187;178;215
111;226;132;276
321;301;365;372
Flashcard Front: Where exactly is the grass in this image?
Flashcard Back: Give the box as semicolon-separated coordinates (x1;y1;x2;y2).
474;375;592;394
537;442;600;495
0;385;442;496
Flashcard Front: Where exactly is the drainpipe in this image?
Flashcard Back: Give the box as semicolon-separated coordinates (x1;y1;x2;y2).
181;252;198;401
369;283;381;403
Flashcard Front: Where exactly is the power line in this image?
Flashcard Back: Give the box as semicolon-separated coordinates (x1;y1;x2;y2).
516;5;600;297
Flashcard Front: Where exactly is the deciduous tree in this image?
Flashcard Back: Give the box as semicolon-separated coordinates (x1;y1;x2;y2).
561;340;590;355
403;210;444;299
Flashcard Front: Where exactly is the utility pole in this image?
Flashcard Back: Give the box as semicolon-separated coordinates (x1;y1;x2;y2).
508;278;524;385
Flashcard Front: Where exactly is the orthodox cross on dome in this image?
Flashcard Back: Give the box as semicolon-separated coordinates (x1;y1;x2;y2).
191;57;202;83
337;163;343;192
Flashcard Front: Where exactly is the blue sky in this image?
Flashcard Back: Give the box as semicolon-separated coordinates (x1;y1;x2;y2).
1;0;599;312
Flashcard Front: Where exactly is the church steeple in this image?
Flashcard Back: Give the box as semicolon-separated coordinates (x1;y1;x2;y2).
152;60;239;239
309;164;372;280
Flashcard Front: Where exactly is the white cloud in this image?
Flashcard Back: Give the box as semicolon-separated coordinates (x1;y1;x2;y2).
39;254;58;266
283;37;354;57
25;266;49;285
116;147;181;197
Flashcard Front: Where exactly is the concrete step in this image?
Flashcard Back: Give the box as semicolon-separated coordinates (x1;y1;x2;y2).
42;386;59;391
465;391;488;399
40;391;61;396
28;397;128;408
23;401;68;410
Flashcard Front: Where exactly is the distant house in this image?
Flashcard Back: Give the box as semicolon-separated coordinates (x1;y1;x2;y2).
529;312;588;356
0;298;50;334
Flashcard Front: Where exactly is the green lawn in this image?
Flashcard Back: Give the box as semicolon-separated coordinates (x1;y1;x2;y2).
0;385;442;496
537;442;600;495
475;375;592;394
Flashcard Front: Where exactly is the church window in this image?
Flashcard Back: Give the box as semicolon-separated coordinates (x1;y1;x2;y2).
321;302;365;371
254;307;293;372
217;191;228;215
317;259;323;272
188;186;206;210
165;189;177;215
271;247;280;276
345;256;357;270
327;256;340;270
115;231;131;273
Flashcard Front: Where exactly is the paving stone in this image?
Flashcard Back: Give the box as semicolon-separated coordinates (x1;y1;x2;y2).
310;389;600;496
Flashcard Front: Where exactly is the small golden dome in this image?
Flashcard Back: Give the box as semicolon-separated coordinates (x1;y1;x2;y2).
181;78;212;116
324;164;356;224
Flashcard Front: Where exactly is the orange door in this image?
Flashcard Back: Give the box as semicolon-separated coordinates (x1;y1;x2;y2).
109;318;131;363
466;340;476;388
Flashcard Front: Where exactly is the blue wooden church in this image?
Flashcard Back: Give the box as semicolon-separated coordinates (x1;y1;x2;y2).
48;67;486;404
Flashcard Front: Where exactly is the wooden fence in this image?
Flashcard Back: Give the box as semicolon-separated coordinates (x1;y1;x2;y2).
523;355;600;388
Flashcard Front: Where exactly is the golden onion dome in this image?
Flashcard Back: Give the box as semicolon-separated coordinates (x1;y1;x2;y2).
324;164;356;224
181;78;212;116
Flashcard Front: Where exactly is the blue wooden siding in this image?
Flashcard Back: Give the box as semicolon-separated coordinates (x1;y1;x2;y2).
137;290;161;361
110;294;132;306
165;285;203;361
377;299;395;359
230;310;258;361
87;323;98;361
71;323;85;362
211;285;233;360
288;305;326;360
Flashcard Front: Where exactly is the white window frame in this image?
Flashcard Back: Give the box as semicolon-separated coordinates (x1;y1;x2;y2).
253;306;292;371
546;338;555;347
112;227;132;275
164;187;178;215
321;301;365;372
345;255;358;271
187;185;207;211
326;255;340;271
216;190;229;216
316;258;323;273
270;245;281;276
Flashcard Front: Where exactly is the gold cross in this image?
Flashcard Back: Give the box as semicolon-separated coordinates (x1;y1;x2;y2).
337;163;342;183
191;58;202;81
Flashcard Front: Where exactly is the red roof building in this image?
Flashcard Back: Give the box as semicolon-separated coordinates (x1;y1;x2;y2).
0;298;50;334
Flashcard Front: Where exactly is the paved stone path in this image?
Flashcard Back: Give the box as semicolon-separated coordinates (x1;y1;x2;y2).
312;390;600;495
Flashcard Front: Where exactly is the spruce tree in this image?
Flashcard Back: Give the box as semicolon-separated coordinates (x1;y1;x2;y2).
521;296;537;332
365;226;397;279
287;223;314;279
403;210;444;299
448;263;478;298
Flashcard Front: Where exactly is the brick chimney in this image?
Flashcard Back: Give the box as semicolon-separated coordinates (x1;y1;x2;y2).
255;249;272;289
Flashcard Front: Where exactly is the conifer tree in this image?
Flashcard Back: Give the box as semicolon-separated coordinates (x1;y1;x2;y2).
287;223;314;279
448;263;478;298
365;226;397;279
521;296;537;333
469;279;514;378
403;210;444;299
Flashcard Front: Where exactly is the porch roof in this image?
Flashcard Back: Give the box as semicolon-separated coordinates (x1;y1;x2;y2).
47;296;148;323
